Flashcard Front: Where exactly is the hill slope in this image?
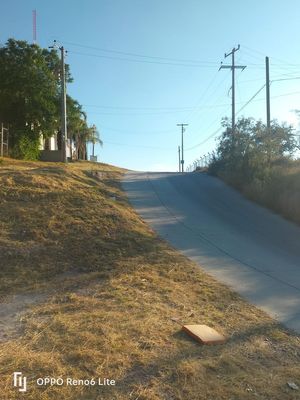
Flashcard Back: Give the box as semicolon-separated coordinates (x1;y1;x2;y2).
0;158;299;400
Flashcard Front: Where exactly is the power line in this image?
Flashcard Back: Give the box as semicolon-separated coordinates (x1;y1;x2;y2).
272;76;300;83
86;84;300;120
182;70;232;145
236;84;266;115
267;90;300;99
98;125;174;135
241;44;300;67
104;140;169;150
83;104;196;111
185;105;232;151
185;88;300;153
186;126;224;151
86;109;194;116
84;102;234;116
183;70;220;121
239;72;300;84
64;40;219;66
68;50;218;68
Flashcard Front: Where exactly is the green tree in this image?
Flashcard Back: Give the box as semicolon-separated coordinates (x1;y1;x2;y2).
210;117;297;187
0;39;72;159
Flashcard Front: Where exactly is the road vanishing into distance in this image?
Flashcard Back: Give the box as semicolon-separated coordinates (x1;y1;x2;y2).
123;171;300;334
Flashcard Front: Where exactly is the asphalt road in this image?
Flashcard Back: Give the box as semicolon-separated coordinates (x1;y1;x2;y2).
122;171;300;334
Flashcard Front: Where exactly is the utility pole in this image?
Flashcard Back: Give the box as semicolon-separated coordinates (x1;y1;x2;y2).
60;46;67;162
266;56;271;131
177;123;188;172
91;125;97;158
178;146;181;173
219;45;246;134
49;41;68;162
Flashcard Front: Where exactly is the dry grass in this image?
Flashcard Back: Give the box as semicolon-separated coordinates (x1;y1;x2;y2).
218;159;300;226
245;160;300;225
0;157;299;400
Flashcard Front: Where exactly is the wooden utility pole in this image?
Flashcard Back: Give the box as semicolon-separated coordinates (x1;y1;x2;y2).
178;146;181;173
219;45;246;134
60;46;67;162
49;41;68;162
266;56;271;131
177;123;188;172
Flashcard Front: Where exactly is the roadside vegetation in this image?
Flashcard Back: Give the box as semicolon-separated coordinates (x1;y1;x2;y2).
0;39;101;160
209;117;300;225
0;158;299;400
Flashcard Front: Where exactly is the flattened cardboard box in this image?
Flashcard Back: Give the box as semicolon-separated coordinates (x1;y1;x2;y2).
182;324;227;345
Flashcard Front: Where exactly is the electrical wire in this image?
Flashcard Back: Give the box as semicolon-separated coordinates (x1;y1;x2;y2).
241;44;300;67
236;84;266;115
85;101;233;116
68;50;218;68
185;86;300;152
98;125;174;135
83;104;196;111
64;40;218;66
86;109;195;116
272;77;300;83
183;69;232;140
183;70;221;121
104;140;169;150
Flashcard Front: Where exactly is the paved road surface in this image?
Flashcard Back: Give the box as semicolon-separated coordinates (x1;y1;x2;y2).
122;171;300;334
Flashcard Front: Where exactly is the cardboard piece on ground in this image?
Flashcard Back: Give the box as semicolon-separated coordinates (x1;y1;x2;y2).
182;324;226;345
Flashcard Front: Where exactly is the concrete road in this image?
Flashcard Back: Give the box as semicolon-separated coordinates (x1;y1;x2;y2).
122;171;300;334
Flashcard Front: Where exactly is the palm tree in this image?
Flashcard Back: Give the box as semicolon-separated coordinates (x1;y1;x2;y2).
88;124;103;158
74;122;89;160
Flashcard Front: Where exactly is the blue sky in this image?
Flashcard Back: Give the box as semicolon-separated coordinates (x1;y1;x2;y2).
1;0;300;170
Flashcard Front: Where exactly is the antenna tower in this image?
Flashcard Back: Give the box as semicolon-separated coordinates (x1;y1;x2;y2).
32;10;37;44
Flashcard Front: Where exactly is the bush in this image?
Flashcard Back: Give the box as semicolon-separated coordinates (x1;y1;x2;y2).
209;117;300;224
209;117;296;185
13;132;41;160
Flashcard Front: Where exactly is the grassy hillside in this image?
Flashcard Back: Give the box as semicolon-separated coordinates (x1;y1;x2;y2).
0;158;299;400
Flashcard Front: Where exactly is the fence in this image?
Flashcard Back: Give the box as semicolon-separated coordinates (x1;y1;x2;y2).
186;152;214;172
0;123;9;157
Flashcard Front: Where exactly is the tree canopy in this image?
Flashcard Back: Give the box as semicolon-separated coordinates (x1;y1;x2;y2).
210;117;297;186
0;38;99;160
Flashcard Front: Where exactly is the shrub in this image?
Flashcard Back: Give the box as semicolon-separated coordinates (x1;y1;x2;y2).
13;132;41;160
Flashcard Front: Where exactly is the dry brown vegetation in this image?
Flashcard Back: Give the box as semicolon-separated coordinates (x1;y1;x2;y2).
240;159;300;226
0;157;299;400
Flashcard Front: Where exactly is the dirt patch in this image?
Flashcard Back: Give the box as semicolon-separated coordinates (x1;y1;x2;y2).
0;292;47;342
0;269;85;342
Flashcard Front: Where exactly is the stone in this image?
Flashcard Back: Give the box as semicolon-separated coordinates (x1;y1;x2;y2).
287;382;299;390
